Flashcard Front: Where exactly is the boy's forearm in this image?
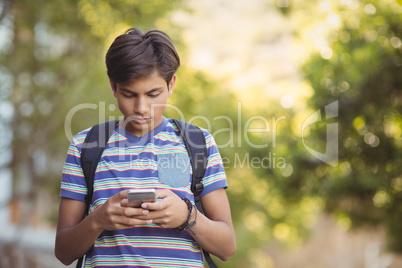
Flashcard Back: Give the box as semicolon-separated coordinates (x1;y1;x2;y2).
187;212;236;261
55;214;102;265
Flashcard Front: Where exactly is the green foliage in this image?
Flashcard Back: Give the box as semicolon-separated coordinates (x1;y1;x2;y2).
1;0;184;222
285;0;402;252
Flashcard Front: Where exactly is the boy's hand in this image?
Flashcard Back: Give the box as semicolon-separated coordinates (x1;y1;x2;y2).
140;189;189;229
91;190;151;231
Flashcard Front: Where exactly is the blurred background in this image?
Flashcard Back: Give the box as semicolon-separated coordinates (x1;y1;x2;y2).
0;0;401;267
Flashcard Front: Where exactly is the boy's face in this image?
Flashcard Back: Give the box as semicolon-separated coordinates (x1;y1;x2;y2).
111;71;176;137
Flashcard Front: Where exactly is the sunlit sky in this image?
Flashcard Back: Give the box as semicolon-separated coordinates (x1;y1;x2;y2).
171;0;305;108
168;0;389;113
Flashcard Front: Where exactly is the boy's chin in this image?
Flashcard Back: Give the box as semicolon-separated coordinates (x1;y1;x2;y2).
126;121;153;134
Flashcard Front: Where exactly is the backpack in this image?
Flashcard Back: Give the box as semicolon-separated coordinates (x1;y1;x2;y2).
77;119;217;268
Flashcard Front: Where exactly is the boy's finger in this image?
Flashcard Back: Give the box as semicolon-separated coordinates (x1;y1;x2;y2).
141;200;163;210
123;207;150;217
155;189;172;199
109;190;129;203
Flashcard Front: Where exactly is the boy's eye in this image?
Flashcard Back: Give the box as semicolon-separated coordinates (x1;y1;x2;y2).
122;94;134;98
149;94;160;98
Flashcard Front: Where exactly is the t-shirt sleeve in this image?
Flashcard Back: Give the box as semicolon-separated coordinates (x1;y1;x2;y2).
200;130;228;196
60;134;88;202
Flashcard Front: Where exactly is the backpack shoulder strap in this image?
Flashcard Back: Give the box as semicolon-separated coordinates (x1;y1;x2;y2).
77;120;119;268
172;119;207;212
172;119;217;268
81;120;119;214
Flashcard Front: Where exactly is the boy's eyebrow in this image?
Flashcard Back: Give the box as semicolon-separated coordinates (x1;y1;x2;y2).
119;87;164;94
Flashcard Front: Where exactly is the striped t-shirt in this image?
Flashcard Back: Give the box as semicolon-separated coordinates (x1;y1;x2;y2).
60;117;228;268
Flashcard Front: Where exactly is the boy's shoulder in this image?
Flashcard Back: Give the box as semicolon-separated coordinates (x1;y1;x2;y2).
70;127;91;148
165;118;212;137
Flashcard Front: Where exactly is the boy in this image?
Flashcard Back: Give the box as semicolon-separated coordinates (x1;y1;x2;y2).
55;28;236;267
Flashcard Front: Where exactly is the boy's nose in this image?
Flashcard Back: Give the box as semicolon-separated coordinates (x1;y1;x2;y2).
134;97;148;115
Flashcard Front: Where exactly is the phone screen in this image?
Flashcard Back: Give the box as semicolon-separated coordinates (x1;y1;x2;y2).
127;189;156;207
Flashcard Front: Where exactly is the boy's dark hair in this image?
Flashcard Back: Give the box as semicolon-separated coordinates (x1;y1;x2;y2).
105;28;180;86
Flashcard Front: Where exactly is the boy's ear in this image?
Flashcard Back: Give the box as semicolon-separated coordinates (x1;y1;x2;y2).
168;74;177;97
109;78;117;97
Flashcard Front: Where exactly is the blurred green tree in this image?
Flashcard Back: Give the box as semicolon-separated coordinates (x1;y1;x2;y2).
1;0;183;224
278;0;402;252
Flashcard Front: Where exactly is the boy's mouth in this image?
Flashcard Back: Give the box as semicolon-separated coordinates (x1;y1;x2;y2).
132;117;151;124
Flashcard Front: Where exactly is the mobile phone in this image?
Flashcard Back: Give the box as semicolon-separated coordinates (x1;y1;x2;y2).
127;189;156;207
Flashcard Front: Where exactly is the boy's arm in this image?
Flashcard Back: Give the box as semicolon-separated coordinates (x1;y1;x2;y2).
189;188;236;261
55;198;101;265
142;188;236;261
55;191;151;265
